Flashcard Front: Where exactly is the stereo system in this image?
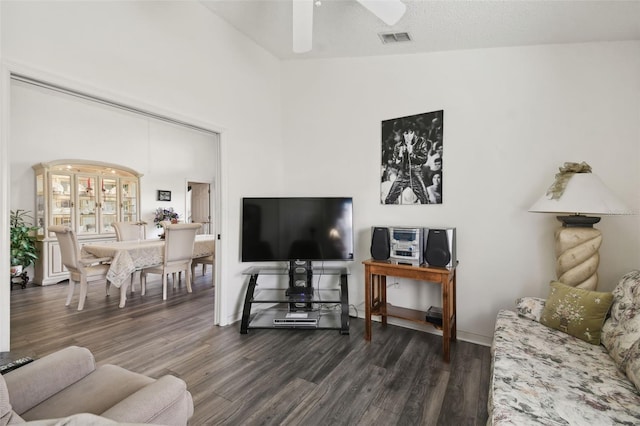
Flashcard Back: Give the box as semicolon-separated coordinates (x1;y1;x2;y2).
370;226;456;268
389;227;424;266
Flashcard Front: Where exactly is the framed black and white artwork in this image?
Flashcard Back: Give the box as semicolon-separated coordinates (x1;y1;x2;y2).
381;110;443;205
157;190;171;201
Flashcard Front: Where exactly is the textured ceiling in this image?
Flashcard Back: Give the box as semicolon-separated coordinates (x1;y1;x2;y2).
200;0;640;60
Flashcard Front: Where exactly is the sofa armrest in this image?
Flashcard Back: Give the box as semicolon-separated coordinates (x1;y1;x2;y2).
101;375;193;426
4;346;96;415
22;413;147;425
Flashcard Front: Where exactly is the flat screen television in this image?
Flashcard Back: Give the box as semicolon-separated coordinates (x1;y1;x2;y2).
241;197;354;262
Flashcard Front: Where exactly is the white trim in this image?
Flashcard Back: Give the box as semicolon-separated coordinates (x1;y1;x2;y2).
12;73;218;137
5;59;227;134
216;131;229;326
0;63;11;351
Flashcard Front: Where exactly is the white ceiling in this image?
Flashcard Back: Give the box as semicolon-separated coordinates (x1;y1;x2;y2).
200;0;640;60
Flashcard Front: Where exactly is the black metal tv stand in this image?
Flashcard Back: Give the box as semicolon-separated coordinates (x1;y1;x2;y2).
240;263;350;335
286;260;314;310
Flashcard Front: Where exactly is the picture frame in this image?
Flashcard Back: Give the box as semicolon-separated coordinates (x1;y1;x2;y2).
157;190;171;201
380;110;444;205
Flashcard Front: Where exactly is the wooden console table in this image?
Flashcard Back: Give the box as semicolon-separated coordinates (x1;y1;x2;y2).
363;259;457;362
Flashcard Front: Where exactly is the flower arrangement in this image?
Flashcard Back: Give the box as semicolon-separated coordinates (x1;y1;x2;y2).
154;207;179;228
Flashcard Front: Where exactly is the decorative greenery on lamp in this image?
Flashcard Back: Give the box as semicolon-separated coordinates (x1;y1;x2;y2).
529;162;632;290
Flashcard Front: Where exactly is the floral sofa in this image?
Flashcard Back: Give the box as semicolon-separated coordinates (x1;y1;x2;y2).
488;270;640;425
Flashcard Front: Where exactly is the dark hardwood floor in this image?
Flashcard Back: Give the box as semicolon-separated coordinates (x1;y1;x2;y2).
9;270;490;425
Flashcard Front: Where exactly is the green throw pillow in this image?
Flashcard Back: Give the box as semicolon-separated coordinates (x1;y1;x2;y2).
540;281;613;345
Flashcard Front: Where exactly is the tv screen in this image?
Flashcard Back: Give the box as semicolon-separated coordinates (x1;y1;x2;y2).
242;197;354;262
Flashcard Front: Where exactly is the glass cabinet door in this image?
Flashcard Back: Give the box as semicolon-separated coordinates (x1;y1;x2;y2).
76;175;98;235
120;178;138;222
100;177;117;233
35;172;45;237
49;173;73;236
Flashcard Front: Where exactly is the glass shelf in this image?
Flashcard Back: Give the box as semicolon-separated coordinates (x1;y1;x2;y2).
242;266;350;276
248;308;344;330
252;288;341;303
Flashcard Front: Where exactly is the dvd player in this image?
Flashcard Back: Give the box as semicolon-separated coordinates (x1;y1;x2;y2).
273;311;319;327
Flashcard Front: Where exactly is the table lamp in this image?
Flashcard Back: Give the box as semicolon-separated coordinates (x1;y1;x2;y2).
529;162;632;290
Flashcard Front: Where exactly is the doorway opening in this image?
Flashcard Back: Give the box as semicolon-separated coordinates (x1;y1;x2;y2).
187;181;212;234
4;72;223;353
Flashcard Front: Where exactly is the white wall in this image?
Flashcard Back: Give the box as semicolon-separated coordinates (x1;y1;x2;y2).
1;0;284;350
282;41;640;343
1;0;639;349
9;79;217;240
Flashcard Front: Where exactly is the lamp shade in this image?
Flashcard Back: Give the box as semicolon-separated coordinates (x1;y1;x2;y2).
529;172;632;215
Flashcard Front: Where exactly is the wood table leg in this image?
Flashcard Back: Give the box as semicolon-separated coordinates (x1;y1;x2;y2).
442;274;450;363
380;275;387;327
451;270;457;341
364;266;371;341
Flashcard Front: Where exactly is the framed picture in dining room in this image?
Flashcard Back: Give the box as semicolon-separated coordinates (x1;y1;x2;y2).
380;110;443;205
157;190;171;201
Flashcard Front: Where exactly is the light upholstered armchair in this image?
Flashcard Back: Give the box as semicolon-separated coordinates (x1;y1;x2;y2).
0;346;193;425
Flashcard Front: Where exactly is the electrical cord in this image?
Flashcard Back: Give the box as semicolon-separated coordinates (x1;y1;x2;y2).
349;304;359;318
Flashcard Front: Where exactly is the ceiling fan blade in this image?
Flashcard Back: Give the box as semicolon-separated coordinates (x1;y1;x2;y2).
357;0;406;26
292;0;314;53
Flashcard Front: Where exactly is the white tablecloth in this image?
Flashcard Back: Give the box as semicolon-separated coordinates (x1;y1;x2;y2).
81;235;215;306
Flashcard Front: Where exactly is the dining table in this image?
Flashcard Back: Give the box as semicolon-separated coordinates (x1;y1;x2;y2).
81;234;215;307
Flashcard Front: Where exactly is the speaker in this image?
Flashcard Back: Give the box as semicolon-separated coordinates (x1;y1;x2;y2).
424;228;456;267
370;227;391;260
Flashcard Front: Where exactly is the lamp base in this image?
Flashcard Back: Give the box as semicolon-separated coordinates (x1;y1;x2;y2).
556;215;601;228
554;226;602;290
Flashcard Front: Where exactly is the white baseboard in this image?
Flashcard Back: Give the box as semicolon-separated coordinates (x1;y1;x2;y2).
229;310;493;347
366;315;493;347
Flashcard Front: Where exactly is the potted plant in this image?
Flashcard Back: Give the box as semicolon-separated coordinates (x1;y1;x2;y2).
10;209;38;276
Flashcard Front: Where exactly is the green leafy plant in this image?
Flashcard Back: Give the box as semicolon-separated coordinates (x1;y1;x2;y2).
10;209;38;268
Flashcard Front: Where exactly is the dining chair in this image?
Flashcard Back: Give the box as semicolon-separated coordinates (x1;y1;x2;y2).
113;221;146;241
191;252;214;286
189;223;214;285
49;225;112;311
112;221;147;292
141;223;201;300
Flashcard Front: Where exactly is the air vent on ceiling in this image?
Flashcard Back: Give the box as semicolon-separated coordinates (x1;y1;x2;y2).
378;32;411;44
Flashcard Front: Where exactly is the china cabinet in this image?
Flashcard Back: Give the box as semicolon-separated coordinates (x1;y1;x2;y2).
32;160;143;285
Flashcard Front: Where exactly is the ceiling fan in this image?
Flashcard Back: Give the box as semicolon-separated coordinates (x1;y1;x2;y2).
293;0;406;53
